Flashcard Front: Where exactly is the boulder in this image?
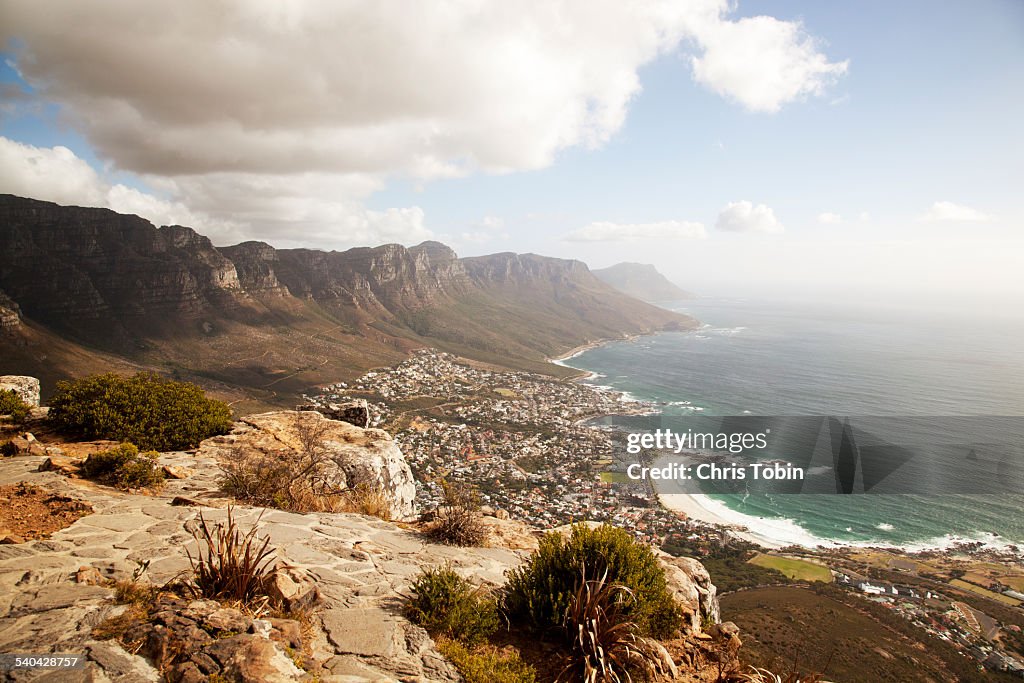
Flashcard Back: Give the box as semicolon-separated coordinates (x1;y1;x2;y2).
0;375;40;407
38;455;80;473
204;607;252;634
266;562;320;612
11;435;46;456
297;399;370;428
656;550;721;633
198;411;417;519
707;621;740;640
161;464;194;479
211;635;305;682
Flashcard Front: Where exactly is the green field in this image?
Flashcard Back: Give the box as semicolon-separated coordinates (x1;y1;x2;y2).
599;471;633;484
950;578;1022;606
749;554;832;583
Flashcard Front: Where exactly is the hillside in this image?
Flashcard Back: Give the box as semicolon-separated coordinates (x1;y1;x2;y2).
0;195;695;402
593;262;693;302
722;586;1018;683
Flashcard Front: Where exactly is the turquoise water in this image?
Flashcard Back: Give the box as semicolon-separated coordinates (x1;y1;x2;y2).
563;298;1024;549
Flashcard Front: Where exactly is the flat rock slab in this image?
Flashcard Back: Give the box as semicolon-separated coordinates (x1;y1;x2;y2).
321;607;403;658
79;513;152;533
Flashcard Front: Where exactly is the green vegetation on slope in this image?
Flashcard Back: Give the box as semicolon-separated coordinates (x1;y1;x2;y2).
48;372;232;450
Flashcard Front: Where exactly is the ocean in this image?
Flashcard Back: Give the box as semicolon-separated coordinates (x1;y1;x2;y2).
560;297;1024;550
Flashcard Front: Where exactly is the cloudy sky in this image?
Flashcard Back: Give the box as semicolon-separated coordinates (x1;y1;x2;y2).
1;1;1022;304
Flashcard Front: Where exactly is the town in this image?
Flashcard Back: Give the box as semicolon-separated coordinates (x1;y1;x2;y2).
303;348;1024;677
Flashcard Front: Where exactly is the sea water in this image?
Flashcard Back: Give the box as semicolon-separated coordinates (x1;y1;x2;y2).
563;297;1024;549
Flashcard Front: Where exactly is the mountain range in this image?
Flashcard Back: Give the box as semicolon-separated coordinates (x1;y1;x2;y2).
0;195;695;405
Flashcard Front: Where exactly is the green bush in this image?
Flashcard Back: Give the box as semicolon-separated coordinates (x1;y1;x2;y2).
81;443;165;490
48;373;232;451
436;638;536;683
0;389;30;424
406;565;499;647
502;523;682;639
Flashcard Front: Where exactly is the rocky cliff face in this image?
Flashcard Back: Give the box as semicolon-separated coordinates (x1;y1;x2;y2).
0;194;694;389
0;291;20;332
0;196;250;343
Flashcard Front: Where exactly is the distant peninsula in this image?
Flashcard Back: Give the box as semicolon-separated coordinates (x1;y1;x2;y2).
593;262;693;302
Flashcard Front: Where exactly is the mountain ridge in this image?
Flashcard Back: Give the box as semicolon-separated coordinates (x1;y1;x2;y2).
0;194;696;402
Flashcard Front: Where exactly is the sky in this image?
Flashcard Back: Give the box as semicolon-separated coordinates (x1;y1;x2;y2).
1;1;1022;307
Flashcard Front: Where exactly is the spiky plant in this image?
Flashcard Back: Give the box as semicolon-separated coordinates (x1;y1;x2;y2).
557;567;668;683
184;507;275;605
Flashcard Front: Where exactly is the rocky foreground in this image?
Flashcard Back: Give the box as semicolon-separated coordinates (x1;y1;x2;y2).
0;410;726;683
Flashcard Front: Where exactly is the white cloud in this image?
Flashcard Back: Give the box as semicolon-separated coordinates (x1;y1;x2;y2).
716;200;784;233
689;14;848;113
565;220;706;242
817;212;842;225
1;1;845;245
458;215;509;245
0;136;218;230
920;201;993;223
0;137;432;248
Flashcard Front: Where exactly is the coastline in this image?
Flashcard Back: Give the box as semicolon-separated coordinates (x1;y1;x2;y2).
658;493;788;549
548;336;634;382
549;332;780;550
548;335;635;364
552;332;800;551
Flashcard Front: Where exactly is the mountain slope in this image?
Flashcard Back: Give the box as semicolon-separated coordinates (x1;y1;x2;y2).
593;262;693;302
0;195;695;399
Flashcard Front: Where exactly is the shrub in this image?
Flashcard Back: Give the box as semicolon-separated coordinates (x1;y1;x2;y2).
184;507;276;606
0;389;30;424
405;565;499;647
81;443;165;490
218;449;296;509
436;638;536;683
503;523;682;639
557;567;668;683
428;479;487;546
48;372;232;451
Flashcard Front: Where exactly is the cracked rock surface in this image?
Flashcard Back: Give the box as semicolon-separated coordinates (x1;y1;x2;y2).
0;449;532;682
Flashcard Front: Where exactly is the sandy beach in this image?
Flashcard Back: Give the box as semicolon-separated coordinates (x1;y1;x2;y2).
660;493;789;549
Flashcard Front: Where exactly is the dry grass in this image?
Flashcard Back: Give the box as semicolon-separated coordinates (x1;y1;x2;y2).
341;482;393;520
427;480;487;546
92;603;149;645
